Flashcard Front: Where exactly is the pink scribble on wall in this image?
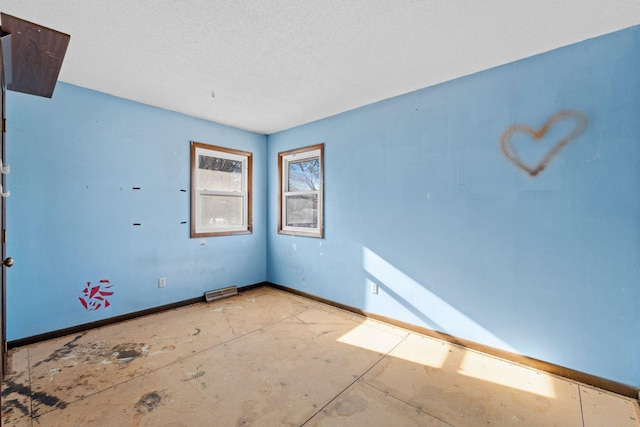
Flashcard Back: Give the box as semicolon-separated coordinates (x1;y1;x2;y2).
79;279;114;311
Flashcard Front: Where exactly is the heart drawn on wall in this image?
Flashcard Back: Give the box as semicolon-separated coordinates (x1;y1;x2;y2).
500;110;588;176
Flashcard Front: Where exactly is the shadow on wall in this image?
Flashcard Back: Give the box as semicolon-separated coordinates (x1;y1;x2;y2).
362;247;516;352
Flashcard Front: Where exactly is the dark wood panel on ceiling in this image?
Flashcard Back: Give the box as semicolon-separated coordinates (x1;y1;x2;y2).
1;13;70;98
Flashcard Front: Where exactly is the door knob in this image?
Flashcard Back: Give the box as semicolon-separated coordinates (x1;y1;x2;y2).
3;257;13;267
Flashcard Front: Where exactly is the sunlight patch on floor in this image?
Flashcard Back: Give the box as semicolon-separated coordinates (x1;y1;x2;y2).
458;349;557;398
336;320;406;355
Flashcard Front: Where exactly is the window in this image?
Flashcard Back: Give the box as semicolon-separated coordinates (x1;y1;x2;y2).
191;142;252;237
278;144;324;238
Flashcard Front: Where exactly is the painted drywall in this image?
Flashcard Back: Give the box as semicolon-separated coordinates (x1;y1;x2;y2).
6;83;267;340
4;25;638;390
267;26;640;388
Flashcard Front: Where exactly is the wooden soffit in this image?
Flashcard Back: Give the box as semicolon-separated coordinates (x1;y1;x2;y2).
1;13;70;98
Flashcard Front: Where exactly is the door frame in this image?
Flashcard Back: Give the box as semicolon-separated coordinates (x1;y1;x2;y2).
1;55;6;379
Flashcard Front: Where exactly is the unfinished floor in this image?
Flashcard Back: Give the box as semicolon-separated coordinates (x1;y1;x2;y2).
2;286;638;426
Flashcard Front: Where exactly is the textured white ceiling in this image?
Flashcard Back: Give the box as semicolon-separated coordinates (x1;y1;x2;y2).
1;1;639;134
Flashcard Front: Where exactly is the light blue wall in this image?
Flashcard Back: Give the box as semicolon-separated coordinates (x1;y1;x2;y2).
6;84;267;340
5;26;639;389
267;26;640;388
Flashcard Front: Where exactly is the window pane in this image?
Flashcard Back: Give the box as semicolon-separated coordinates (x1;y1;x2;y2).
199;194;243;228
288;158;319;191
286;194;318;228
198;155;242;192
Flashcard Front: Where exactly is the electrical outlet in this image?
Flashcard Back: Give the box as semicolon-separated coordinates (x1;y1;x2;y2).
370;282;378;294
158;277;166;288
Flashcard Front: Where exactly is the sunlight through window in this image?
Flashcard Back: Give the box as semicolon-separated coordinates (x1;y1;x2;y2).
458;351;557;398
363;247;515;352
360;247;557;398
385;333;451;369
336;320;407;355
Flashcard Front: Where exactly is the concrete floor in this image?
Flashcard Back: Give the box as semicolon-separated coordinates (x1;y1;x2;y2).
2;286;639;426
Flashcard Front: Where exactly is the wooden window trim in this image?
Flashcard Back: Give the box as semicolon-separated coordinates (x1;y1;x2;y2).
278;143;324;238
190;141;252;238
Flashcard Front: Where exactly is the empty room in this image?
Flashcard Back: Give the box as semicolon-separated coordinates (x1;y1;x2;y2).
1;1;640;426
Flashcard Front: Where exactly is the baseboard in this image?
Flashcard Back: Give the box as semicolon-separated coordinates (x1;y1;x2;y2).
7;281;268;350
268;282;639;400
8;280;637;400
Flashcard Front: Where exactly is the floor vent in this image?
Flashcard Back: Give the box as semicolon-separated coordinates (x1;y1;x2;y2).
205;286;238;302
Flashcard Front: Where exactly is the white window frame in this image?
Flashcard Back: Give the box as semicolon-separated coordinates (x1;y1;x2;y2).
278;144;324;238
191;142;252;237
